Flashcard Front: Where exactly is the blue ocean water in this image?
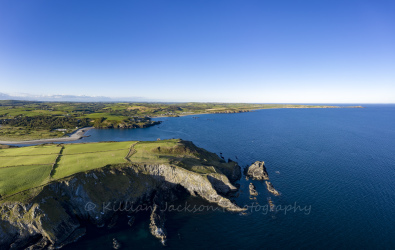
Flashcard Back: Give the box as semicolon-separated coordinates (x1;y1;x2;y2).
65;105;395;249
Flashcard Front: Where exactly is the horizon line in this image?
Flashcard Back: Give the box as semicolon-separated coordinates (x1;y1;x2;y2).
0;99;394;105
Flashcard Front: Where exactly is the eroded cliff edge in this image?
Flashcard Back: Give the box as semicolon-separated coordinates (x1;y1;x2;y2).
0;140;243;249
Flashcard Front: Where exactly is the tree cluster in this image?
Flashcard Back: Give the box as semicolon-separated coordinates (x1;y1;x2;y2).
0;115;90;130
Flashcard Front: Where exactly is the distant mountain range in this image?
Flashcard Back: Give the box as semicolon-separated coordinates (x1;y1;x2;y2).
0;93;149;102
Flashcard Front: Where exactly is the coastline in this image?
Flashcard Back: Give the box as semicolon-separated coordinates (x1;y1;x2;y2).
150;105;355;119
0;127;94;145
1;106;360;144
151;110;254;119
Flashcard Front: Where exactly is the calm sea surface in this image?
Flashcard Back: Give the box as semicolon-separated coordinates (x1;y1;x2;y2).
65;105;395;249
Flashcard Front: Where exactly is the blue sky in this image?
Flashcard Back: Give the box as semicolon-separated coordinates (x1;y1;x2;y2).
0;0;394;103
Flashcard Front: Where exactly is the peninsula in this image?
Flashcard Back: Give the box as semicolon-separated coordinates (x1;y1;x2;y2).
0;139;244;248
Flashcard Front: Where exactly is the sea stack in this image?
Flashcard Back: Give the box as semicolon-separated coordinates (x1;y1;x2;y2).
246;161;269;180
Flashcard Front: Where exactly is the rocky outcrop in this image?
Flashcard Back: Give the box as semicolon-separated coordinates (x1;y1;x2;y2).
246;161;281;196
249;183;258;196
0;160;243;248
246;161;269;180
265;181;280;196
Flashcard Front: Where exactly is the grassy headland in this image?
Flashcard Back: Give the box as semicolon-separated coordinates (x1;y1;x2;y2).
0;139;235;200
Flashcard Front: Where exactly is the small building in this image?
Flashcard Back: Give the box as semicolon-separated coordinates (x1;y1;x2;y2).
54;128;68;132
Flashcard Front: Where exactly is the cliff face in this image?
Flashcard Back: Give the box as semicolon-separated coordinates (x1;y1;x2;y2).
0;161;242;249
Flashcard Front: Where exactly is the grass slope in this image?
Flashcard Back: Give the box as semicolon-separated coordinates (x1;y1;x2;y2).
129;139;233;174
0;165;52;197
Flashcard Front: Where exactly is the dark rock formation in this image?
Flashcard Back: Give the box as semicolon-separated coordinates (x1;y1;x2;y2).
25;236;50;250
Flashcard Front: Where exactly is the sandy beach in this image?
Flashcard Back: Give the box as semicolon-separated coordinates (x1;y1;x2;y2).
0;127;94;145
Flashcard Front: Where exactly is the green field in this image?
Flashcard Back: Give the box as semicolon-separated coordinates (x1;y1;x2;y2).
0;155;58;168
0;165;52;197
0;141;134;197
62;141;134;154
0;145;61;156
52;150;129;179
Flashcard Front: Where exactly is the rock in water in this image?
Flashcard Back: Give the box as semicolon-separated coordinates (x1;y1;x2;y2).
113;238;121;249
265;181;280;196
249;183;258;196
246;161;269;180
127;216;135;227
149;204;166;245
107;214;118;229
267;197;275;211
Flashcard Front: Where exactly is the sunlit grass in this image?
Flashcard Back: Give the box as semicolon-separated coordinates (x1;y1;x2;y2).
62;141;134;154
0;154;58;168
52;149;129;179
0;165;52;197
0;145;61;156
